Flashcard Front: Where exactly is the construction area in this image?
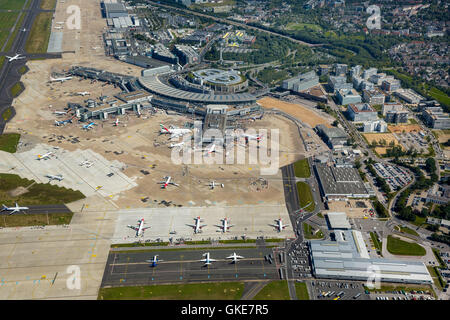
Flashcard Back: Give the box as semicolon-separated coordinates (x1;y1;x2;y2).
326;199;375;219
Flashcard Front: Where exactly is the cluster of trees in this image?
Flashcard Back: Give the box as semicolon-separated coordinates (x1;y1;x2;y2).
373;200;388;218
366;163;392;195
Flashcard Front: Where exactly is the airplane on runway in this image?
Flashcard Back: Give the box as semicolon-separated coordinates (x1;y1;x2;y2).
159;124;191;140
294;202;312;214
6;54;25;62
146;255;163;267
49;76;72;83
226;252;244;263
1;203;29;215
208;180;224;190
37;151;53;160
158;176;179;189
169;141;184;149
216;218;234;233
199;252;217;266
127;218;150;237
54;119;72;126
77;91;90;96
46;174;64;181
187;216;206;234
82;122;95;130
270;218;289;232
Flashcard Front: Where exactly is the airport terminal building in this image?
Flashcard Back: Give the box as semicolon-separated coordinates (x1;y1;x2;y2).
309;230;433;285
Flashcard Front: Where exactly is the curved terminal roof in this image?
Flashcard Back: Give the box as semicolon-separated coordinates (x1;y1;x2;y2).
138;76;256;104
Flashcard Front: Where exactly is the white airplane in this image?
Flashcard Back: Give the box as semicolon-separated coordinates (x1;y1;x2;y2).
146;255;163;267
169;141;184;149
113;118;119;126
208;180;224;189
82;122;95;130
160;124;191;140
54;26;63;30
1;203;29;215
216;218;234;233
187;216;206;234
53;110;67;115
37;151;53;160
127;218;150;237
226;252;244;263
6;54;25;62
157;176;179;189
195;143;224;157
241;133;263;142
55;22;65;25
77;91;90;96
49;76;72;83
199;252;217;266
270;218;289;232
79;160;93;168
46;174;64;181
54;119;72;126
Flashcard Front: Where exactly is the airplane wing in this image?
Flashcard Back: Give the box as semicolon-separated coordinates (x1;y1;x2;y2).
143;227;151;231
127;225;138;231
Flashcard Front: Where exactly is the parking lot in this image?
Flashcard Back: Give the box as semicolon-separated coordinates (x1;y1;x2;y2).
370;289;436;300
309;280;368;300
373;162;412;191
393;131;428;154
287;241;312;279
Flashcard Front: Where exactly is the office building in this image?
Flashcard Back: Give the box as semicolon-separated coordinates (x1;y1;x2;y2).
347;103;378;121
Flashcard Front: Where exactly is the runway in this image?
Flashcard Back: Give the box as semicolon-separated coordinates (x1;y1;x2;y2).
101;247;281;287
0;204;72;215
0;0;60;134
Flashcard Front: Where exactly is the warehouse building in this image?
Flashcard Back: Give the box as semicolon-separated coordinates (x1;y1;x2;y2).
309;230;432;284
314;162;370;200
315;124;348;150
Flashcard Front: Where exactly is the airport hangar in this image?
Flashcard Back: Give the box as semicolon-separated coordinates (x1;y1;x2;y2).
308;213;432;285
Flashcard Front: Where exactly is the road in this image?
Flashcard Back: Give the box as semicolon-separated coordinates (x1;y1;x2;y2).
146;0;318;48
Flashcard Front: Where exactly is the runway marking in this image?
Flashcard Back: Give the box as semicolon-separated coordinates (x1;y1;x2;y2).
111;258;264;266
109;266;276;276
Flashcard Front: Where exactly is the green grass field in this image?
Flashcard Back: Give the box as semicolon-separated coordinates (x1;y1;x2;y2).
294;282;310;300
397;225;419;237
429;87;450;107
386;235;426;256
369;232;382;254
286;22;322;32
252;281;290;300
296;182;315;212
0;0;26;10
0;212;73;227
303;223;324;239
0;173;85;206
10;82;23;97
427;266;445;291
98;282;244;300
3;11;25;52
0;133;20;152
293;158;311;178
25;12;52;53
1;107;13;122
0;12;19;47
